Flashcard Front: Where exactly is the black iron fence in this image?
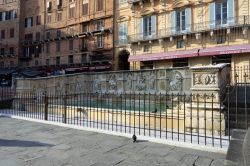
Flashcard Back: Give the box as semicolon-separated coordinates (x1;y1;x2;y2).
0;90;231;148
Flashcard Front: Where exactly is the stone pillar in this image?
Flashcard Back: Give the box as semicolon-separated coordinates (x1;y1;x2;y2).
185;64;230;136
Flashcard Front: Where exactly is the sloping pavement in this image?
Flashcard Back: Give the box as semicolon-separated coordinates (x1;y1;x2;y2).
0;116;227;166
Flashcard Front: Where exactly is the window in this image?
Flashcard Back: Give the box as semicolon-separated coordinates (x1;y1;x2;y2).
1;30;5;39
82;0;88;15
56;41;60;52
173;58;188;67
47;14;52;23
34;45;41;57
119;22;127;45
69;4;75;18
25;17;33;28
56;56;60;65
35;60;39;66
0;62;4;68
36;32;40;41
10;61;14;67
143;16;152;36
96;20;103;30
210;0;234;28
24;34;33;41
46;43;50;53
36;15;41;25
216;35;227;44
96;0;103;11
46;32;51;39
0;48;5;55
69;40;74;50
68;55;74;64
171;8;191;34
56;30;61;38
82;24;88;32
46;59;50;66
177;38;185;48
176;10;186;32
57;0;62;8
47;1;52;11
81;54;87;63
97;35;103;48
81;38;87;50
143;45;150;52
10;28;14;38
57;12;62;21
140;15;156;38
9;47;14;55
215;1;227;26
212;54;231;65
140;61;153;69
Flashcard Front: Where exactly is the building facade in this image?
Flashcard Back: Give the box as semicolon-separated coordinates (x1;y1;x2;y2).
1;0;114;74
115;0;250;71
0;0;20;69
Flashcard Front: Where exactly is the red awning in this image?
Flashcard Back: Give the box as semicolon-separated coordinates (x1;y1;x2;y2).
128;44;250;62
199;44;250;56
128;49;198;62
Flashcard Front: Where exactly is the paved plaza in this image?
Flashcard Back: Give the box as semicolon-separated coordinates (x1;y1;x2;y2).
0;116;228;166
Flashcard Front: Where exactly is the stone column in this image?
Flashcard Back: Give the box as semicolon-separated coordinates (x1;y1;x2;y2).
185;64;230;136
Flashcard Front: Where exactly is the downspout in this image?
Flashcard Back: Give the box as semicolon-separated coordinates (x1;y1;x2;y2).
112;0;115;70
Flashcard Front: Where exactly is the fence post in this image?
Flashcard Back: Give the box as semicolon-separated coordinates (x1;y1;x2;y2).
44;92;48;121
63;91;67;124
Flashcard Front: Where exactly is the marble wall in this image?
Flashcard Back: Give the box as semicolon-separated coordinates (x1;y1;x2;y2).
15;68;192;95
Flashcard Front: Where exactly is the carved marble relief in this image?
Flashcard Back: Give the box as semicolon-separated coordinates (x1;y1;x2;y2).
194;73;217;86
108;75;118;91
124;73;133;91
170;71;183;91
148;71;156;91
136;73;147;91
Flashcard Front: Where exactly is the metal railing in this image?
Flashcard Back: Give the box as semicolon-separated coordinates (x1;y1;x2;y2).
0;90;231;148
128;16;250;43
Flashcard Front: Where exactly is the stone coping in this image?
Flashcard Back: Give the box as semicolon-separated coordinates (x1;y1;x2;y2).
190;63;230;71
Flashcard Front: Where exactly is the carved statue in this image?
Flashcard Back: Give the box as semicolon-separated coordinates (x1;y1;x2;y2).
170;71;183;91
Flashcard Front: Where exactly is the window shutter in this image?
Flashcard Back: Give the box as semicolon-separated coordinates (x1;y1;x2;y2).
209;3;215;29
227;0;235;25
2;12;5;21
139;18;143;39
171;11;176;34
151;15;156;36
185;8;191;32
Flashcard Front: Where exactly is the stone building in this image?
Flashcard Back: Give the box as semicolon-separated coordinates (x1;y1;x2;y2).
0;0;20;69
115;0;250;73
1;0;114;74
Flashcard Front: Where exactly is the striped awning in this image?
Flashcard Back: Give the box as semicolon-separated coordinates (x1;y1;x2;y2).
128;44;250;62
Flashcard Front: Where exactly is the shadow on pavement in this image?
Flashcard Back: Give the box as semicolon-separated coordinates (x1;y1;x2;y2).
0;139;54;147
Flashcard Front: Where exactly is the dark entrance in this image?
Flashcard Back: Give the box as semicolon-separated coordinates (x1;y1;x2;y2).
118;50;130;70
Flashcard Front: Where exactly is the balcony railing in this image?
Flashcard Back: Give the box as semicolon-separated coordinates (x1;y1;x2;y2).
128;15;250;43
0;52;16;58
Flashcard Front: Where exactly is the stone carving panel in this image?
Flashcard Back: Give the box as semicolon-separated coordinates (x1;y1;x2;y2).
194;73;217;86
170;71;183;91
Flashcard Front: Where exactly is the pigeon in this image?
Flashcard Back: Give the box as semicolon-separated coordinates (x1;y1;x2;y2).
132;134;137;143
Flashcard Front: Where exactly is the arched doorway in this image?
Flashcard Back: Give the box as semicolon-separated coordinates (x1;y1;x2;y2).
118;50;130;70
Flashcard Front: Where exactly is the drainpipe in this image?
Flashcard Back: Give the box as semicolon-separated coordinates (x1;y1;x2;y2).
112;0;115;70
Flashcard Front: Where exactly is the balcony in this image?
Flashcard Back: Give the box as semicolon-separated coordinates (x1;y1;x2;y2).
93;43;113;51
128;15;250;44
0;52;16;58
